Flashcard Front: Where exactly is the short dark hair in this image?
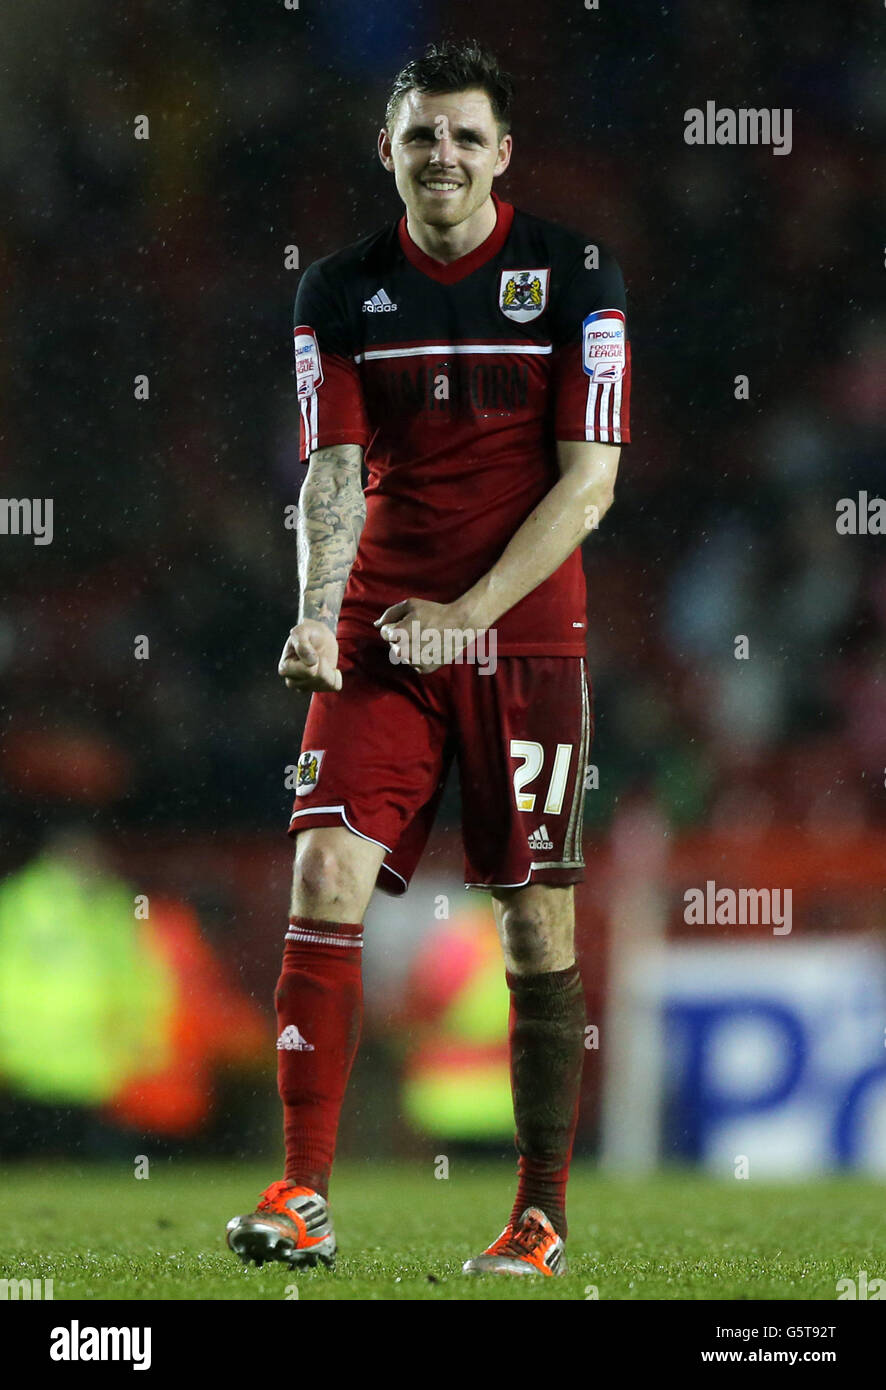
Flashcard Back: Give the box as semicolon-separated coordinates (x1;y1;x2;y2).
385;40;515;137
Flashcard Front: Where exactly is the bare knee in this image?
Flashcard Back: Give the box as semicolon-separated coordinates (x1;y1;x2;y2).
494;890;575;975
498;907;552;972
290;830;381;921
292;844;354;914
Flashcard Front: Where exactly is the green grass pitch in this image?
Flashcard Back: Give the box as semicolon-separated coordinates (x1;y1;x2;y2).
1;1161;883;1301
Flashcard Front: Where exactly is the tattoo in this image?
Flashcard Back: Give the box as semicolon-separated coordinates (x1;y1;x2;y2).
297;444;366;633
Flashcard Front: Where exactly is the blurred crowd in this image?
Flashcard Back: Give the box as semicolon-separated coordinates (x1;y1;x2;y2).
1;0;883;867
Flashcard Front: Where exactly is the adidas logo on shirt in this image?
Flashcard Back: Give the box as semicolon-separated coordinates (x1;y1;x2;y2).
528;824;554;851
362;288;398;313
276;1025;315;1052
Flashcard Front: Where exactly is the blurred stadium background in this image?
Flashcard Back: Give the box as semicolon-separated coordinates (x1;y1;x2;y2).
1;0;884;1191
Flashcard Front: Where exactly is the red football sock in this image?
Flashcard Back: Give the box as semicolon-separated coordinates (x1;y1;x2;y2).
506;964;587;1238
275;916;364;1198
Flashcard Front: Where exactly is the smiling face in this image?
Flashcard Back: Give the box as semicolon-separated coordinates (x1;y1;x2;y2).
379;86;512;232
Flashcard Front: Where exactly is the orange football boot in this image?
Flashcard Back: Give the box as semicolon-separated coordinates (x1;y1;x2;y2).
462;1206;566;1276
226;1179;336;1269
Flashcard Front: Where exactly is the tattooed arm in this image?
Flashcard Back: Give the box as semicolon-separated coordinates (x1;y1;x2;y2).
277;444;366;693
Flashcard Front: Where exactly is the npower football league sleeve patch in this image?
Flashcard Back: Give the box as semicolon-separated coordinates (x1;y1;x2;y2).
293;325;323;399
582;309;626;383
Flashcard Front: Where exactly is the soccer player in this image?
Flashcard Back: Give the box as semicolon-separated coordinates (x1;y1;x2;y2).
226;39;630;1277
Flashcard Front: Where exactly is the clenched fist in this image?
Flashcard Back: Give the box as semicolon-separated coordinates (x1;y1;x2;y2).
278;620;342;692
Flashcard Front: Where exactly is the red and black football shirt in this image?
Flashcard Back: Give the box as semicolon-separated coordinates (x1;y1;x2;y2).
293;192;631;656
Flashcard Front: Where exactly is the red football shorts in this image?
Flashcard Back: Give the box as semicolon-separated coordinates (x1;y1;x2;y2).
287;638;593;896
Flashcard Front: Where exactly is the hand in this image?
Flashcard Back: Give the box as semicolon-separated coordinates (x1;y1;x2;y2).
278;620;342;692
374;598;472;675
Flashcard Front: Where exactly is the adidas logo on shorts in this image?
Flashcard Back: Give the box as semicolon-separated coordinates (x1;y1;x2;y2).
362;288;398;312
276;1025;315;1052
527;824;554;851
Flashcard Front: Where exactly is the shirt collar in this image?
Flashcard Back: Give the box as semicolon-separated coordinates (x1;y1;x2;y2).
398;192;515;284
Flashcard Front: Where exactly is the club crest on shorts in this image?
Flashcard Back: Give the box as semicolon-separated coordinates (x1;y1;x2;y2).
295;749;324;795
499;268;550;323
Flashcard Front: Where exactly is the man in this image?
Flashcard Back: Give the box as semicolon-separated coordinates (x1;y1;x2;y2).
226;39;630;1278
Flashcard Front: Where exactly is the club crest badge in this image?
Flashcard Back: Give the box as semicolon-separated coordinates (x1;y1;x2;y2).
499;268;550;323
295;749;324;795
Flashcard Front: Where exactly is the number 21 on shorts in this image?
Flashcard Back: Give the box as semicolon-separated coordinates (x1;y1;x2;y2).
510;741;574;814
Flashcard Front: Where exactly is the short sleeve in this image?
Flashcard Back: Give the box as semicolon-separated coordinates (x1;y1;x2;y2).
293;263;370;461
549;246;631;445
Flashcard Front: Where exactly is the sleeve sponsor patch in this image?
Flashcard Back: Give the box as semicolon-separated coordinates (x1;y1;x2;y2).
293;325;324;400
582;309;626;383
